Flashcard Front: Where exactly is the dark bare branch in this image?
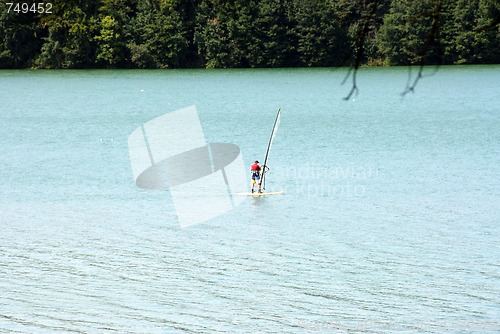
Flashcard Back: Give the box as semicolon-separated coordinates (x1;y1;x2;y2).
343;0;381;100
401;0;443;97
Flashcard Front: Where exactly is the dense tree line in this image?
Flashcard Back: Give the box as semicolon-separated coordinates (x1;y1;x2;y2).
0;0;498;69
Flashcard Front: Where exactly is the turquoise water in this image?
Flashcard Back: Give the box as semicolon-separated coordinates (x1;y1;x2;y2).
1;66;499;333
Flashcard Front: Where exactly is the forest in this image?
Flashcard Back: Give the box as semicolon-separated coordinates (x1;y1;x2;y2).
0;0;499;69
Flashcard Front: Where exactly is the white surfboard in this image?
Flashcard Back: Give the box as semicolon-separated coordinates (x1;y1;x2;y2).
235;191;283;197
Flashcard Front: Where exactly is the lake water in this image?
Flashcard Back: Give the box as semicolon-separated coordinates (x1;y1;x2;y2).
0;66;499;333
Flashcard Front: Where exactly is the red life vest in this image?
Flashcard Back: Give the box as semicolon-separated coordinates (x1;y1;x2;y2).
251;163;261;172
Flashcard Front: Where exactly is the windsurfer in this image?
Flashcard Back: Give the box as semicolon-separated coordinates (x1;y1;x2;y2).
250;160;262;193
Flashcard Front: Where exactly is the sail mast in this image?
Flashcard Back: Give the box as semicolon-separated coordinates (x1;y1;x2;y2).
261;108;281;190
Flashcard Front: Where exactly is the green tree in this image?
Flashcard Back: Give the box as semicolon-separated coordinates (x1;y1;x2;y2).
94;0;135;68
292;0;352;67
130;0;189;68
195;0;296;68
35;0;99;68
35;26;64;68
194;0;242;68
1;0;499;69
168;0;203;67
246;0;295;67
442;0;500;64
0;4;41;68
376;0;443;65
95;15;123;66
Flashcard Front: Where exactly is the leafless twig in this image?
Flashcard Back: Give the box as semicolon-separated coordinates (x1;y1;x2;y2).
343;0;381;100
401;0;443;97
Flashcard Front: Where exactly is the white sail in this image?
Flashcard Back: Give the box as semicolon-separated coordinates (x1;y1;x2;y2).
267;108;281;156
261;108;282;189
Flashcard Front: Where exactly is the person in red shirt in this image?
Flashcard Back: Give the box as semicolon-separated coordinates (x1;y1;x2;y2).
250;160;262;193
